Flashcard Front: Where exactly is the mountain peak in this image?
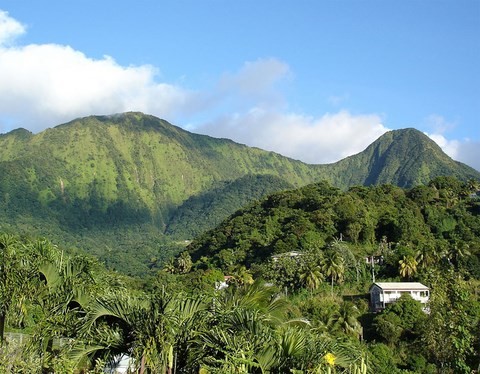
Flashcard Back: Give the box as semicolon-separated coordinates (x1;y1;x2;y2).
330;127;479;187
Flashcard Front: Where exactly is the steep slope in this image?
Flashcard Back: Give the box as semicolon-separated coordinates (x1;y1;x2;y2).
0;112;325;230
165;174;294;239
0;113;479;276
326;128;479;188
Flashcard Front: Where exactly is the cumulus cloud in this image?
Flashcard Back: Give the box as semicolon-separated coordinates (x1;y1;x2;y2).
428;133;480;172
0;9;395;166
0;11;202;133
192;59;389;164
423;114;480;172
197;109;389;164
0;10;25;45
1;11;476;169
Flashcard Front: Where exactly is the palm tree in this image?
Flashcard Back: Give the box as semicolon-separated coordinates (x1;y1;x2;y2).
299;263;323;293
448;240;471;268
398;255;418;279
195;281;309;373
28;254;98;371
0;234;38;346
332;302;362;339
415;243;440;269
83;289;207;373
330;238;360;284
229;265;254;287
162;257;176;274
176;251;192;274
321;250;345;295
0;233;20;346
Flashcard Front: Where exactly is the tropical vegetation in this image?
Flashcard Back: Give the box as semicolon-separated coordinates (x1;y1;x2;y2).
1;113;479;276
1;113;480;372
1;175;480;372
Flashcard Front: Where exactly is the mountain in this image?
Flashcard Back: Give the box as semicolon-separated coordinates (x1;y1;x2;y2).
0;112;323;228
165;174;294;239
0;112;478;275
325;128;479;188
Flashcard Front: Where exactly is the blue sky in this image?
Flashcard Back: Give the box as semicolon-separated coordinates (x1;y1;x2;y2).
0;1;479;169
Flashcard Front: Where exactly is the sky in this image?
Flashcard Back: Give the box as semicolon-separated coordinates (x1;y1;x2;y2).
0;1;479;170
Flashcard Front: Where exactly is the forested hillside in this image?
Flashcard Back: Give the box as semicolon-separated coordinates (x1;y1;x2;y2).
184;176;480;372
325;128;479;187
0;112;479;276
165;174;294;238
2;177;479;372
188;176;480;275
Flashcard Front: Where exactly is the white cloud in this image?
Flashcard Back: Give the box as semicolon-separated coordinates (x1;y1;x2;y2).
424;114;457;135
422;114;480;171
192;59;389;164
0;42;201;132
425;133;460;159
0;11;392;166
455;140;480;172
219;58;290;97
2;11;476;170
0;11;204;133
197;109;389;164
0;10;25;46
425;132;480;172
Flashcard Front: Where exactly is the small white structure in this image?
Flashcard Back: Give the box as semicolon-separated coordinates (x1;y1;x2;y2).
271;251;303;262
369;282;429;312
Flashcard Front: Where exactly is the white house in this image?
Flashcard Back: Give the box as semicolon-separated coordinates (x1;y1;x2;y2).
369;282;429;312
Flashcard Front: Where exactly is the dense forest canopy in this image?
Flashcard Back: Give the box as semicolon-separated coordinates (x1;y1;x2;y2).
1;176;479;372
1;113;479;276
188;176;480;277
1;114;480;372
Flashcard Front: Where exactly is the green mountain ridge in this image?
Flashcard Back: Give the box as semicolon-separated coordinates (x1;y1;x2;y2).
0;112;478;275
326;128;478;187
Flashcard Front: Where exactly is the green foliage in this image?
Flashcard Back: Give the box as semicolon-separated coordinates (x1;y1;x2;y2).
166;174;293;239
1;114;479;277
3;230;480;373
188;178;480;285
422;269;479;373
373;294;426;346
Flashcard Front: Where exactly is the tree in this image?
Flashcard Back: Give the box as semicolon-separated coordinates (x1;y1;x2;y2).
299;263;323;293
228;265;254;287
398;255;417;279
0;234;37;346
447;240;471;268
0;234;19;345
415;242;440;270
373;311;403;347
84;289;207;373
176;251;192;274
374;294;426;347
321;250;345;295
162;257;176;274
332;301;362;339
27;252;102;372
422;269;478;373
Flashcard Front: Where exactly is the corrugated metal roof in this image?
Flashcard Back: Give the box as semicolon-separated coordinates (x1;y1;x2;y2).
371;282;429;291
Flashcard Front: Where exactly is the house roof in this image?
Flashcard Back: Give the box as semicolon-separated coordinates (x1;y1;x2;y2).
370;282;429;291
